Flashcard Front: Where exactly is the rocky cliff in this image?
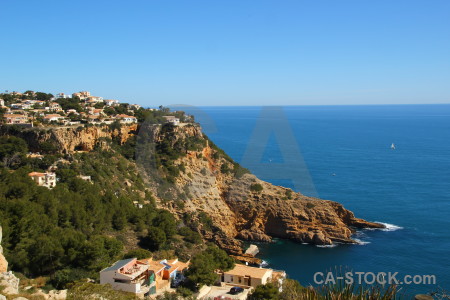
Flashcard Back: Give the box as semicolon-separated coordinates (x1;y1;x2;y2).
0;226;7;273
136;123;385;256
2;122;384;258
0;124;138;153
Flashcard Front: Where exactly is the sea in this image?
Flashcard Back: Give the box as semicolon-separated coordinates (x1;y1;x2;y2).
182;104;450;296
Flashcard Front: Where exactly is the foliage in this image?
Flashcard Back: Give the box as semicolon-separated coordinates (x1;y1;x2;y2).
55;98;83;112
250;183;264;193
0;136;28;169
249;283;280;300
67;281;138;300
144;226;167;251
50;268;91;289
123;248;152;260
249;279;401;300
185;245;235;288
0;146;171;278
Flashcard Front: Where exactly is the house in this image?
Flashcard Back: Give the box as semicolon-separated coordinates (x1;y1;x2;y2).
24;100;45;106
72;91;91;100
28;172;56;189
29;109;47;116
219;264;285;288
66;109;79;115
54;93;71;99
139;257;189;295
116;114;137;124
78;175;92;182
3;114;29;124
44;114;65;122
86;96;104;103
0;99;4;107
104;99;119;106
100;258;152;295
163;116;180;126
48;102;62;111
129;104;141;110
11;103;31;110
87;115;100;123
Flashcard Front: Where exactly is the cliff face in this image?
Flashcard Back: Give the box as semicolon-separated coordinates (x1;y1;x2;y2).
0;226;7;273
136;123;384;255
2;123;383;257
1;124;138;153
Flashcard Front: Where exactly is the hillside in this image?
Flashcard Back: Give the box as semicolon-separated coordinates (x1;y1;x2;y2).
0;118;384;288
134;122;384;255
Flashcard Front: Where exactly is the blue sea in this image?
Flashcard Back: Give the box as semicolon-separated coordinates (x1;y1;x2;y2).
185;104;450;296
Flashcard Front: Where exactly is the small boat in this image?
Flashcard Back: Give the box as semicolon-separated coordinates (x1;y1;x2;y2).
391;143;396;150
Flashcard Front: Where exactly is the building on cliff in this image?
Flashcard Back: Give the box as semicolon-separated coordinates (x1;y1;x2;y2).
162;115;180;126
3;114;29;125
100;258;151;294
116;114;137;124
28;172;56;189
218;264;286;289
100;257;189;296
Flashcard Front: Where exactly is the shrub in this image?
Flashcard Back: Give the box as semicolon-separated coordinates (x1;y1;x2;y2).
250;183;263;193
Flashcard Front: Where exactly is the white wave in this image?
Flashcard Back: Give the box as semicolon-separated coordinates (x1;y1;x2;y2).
316;244;337;248
353;238;371;245
376;222;403;231
260;260;268;267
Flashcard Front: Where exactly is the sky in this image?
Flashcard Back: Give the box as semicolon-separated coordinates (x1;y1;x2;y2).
1;0;450;106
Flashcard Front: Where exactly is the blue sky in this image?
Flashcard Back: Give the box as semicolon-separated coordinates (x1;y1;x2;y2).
1;0;449;106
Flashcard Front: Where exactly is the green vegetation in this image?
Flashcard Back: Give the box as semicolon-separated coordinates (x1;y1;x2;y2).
249;279;400;300
250;183;264;193
0;132;204;289
185;245;235;288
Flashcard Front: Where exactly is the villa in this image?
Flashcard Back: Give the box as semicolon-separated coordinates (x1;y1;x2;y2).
104;99;120;106
116;114;137;124
3;114;29;124
28;171;56;189
162;116;180;126
218;264;286;289
100;258;151;295
44;114;65;123
100;257;189;297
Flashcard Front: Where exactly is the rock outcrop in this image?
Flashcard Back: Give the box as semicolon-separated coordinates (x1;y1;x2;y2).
137;123;385;257
0;271;19;295
0;226;7;273
0;124;138;154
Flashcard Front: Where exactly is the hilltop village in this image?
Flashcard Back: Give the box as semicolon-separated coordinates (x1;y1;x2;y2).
1;90;182;127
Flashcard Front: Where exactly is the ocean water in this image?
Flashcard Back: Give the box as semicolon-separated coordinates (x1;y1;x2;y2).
186;104;450;296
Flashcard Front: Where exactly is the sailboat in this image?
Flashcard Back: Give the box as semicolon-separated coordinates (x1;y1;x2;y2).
391;143;396;150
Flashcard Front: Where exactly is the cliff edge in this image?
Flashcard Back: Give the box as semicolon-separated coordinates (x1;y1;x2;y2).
136;123;385;255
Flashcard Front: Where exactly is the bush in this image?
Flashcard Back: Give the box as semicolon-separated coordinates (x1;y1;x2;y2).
123;249;152;260
249;283;280;300
50;268;90;289
250;183;263;193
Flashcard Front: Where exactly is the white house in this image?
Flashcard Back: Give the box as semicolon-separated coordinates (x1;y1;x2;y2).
104;99;120;106
100;258;151;294
116;114;137;124
28;172;56;189
162;116;180;126
54;93;71;99
44;114;65;122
